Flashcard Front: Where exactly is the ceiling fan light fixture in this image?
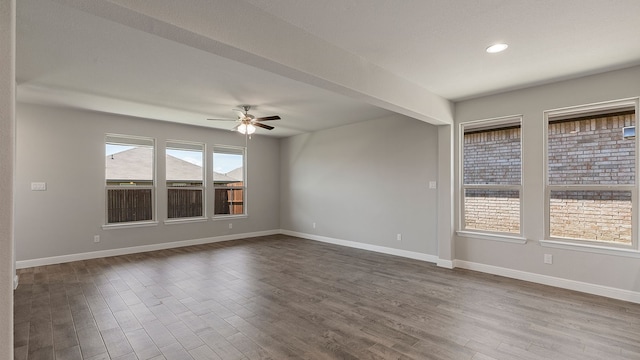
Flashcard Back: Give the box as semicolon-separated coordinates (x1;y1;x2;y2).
486;43;508;53
238;123;256;135
208;105;279;134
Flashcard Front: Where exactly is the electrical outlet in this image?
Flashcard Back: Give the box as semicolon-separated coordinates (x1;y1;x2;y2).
396;233;402;241
312;222;316;229
428;181;437;189
93;235;100;243
544;254;553;264
228;223;233;229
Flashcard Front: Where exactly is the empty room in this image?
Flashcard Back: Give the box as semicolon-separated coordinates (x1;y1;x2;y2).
3;1;640;359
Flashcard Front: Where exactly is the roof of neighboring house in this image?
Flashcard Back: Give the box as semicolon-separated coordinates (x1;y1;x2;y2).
226;167;244;182
214;172;240;183
106;147;156;181
106;147;242;182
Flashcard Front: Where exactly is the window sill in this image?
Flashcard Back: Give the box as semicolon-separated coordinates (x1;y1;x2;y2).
164;217;208;225
212;214;248;220
540;239;640;258
102;221;158;230
456;230;527;244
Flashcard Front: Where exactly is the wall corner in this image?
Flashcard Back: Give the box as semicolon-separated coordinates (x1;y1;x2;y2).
437;124;455;264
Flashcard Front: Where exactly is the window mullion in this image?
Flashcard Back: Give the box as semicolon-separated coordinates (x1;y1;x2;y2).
463;184;521;190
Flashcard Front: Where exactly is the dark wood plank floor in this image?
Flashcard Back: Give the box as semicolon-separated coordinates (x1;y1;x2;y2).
14;235;640;359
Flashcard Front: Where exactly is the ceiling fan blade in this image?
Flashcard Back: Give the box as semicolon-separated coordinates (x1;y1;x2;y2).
255;115;281;121
231;123;241;131
254;122;274;130
207;118;237;121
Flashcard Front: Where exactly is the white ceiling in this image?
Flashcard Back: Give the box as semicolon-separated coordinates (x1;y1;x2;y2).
16;0;640;137
245;0;640;100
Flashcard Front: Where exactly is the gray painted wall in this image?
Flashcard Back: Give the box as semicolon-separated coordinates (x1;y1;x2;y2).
455;65;640;292
15;104;280;261
0;0;15;357
280;114;439;255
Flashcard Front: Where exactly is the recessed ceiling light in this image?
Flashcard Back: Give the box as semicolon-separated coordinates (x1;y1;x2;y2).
486;43;508;53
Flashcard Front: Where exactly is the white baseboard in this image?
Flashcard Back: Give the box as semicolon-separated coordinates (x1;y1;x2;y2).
454;259;640;304
281;230;439;263
15;230;279;269
436;259;454;269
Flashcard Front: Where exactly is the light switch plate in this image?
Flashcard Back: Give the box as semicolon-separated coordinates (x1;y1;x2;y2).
31;182;46;191
429;181;437;189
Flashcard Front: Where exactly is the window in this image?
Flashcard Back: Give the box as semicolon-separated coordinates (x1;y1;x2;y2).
105;134;155;224
166;141;204;219
460;116;522;236
213;146;246;216
545;99;638;248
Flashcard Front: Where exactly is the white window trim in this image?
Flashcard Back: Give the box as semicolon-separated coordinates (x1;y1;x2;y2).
102;220;158;230
456;230;527;244
459;115;524;240
166;140;206;220
212;214;248;221
163;217;208;225
543;97;640;253
105;134;157;225
539;239;640;258
212;144;248;218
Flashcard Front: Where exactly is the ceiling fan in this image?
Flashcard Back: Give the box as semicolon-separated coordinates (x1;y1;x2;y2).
207;105;280;135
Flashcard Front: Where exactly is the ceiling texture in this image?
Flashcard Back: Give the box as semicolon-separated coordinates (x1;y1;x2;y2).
16;0;640;137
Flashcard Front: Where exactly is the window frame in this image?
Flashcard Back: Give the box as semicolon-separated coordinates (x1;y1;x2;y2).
543;98;640;252
103;134;157;228
458;115;525;243
165;140;206;222
212;145;247;219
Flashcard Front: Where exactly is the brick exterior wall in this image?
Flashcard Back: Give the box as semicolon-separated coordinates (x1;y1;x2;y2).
463;127;521;185
463;112;635;242
548;112;635;185
464;190;520;234
549;190;632;243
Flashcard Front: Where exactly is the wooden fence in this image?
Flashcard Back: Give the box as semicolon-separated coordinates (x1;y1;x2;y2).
108;186;242;222
107;188;153;223
168;188;203;218
214;187;244;215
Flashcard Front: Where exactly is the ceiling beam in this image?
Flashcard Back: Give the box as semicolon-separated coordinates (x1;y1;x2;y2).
51;0;453;125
